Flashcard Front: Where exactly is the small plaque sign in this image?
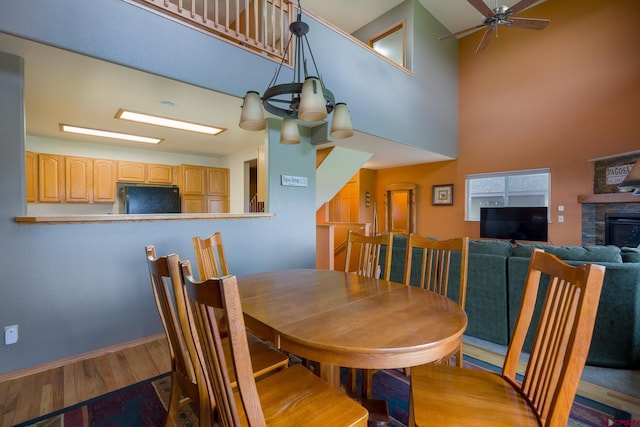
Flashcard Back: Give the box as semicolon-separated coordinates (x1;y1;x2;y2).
281;175;308;187
606;164;634;185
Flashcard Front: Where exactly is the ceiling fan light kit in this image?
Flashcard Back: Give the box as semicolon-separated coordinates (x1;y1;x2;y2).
238;0;353;143
439;0;550;53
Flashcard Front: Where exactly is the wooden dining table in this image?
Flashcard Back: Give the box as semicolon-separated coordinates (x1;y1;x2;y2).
237;269;468;388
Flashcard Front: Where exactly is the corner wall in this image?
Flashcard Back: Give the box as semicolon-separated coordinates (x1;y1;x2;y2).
374;0;640;245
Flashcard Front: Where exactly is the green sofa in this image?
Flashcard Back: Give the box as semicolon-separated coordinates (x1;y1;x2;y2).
381;236;640;369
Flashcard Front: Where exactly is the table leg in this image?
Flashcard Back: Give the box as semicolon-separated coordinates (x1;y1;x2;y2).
317;363;341;389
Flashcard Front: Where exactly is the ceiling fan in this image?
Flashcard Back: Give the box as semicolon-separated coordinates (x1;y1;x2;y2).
439;0;550;53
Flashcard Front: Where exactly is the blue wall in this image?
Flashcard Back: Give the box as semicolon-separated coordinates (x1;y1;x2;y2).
0;0;457;374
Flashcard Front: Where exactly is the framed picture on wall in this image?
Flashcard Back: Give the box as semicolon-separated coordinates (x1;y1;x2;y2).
432;184;453;206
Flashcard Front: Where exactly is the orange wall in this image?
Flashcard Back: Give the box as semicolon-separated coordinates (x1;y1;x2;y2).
375;0;640;245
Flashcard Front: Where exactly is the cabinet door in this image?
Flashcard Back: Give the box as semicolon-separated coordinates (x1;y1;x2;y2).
182;165;206;195
207;196;229;213
147;163;173;184
182;195;206;213
38;154;64;203
117;161;146;182
65;156;93;203
94;159;116;203
207;167;229;196
25;151;38;203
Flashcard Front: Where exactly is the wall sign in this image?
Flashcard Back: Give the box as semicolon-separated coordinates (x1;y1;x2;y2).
281;175;308;187
606;164;634;185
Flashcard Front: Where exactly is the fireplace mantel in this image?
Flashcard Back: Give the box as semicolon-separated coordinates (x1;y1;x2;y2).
578;193;640;204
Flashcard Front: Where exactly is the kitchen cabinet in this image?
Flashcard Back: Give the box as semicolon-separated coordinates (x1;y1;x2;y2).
117;161;146;182
207;196;228;213
182;195;206;213
38;153;64;203
147;163;173;184
26;151;37;203
65;156;93;203
207;167;228;196
178;164;206;195
93;159;116;202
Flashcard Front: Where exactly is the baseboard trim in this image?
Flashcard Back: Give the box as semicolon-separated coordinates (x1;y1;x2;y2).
0;333;165;383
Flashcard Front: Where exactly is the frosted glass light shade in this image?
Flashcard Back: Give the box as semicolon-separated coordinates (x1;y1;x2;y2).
239;91;266;131
279;118;301;144
298;77;328;122
330;103;354;139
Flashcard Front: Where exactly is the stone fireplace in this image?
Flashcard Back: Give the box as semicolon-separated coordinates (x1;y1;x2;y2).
580;152;640;246
604;213;640;247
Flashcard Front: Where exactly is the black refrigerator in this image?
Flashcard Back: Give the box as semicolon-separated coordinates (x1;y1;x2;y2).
120;185;181;214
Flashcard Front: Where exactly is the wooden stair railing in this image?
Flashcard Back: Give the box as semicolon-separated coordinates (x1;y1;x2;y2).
128;0;295;66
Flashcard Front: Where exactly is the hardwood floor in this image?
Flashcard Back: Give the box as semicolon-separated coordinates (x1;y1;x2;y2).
1;335;638;426
0;335;170;427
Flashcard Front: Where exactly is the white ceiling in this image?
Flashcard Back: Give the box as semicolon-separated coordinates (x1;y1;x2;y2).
0;1;543;169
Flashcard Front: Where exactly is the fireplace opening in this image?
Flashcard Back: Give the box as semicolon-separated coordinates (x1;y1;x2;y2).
605;213;640;247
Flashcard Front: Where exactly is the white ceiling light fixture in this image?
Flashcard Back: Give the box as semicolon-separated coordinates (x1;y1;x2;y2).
239;0;354;142
59;124;162;144
116;109;226;136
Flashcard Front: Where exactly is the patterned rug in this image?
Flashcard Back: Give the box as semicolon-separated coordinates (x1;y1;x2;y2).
17;357;632;427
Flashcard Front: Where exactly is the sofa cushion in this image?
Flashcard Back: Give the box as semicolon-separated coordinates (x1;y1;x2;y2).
469;239;512;257
621;247;640;263
510;243;622;263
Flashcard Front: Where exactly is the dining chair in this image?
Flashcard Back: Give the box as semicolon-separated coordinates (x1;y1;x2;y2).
192;231;230;278
343;230;393;425
179;260;369;427
408;249;606;427
404;234;469;367
145;245;289;426
344;230;393;280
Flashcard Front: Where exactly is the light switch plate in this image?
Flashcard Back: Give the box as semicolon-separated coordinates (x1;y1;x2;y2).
5;325;18;345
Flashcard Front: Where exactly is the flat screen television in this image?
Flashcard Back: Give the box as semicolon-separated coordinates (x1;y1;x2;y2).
480;207;548;242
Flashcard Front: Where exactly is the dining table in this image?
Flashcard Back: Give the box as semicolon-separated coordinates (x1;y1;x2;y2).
237;268;468;388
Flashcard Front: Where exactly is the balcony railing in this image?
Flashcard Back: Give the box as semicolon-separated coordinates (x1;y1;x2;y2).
129;0;295;66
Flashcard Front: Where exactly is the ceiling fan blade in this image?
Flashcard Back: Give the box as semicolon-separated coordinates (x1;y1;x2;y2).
438;23;486;41
466;0;494;18
476;27;495;53
509;17;550;30
507;0;540;16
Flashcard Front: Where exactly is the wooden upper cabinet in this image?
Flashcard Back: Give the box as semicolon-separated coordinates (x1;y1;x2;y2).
147;163;173;184
93;159;116;203
38;154;64;203
25;151;38;203
65;156;93;203
180;165;206;195
207;167;229;196
117;161;146;182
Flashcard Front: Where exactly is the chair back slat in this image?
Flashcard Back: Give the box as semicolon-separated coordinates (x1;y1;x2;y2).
502;249;605;426
344;230;393;280
181;260;267;427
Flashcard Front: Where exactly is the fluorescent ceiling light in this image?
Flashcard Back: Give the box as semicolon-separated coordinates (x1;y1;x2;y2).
116;109;225;135
59;124;162;144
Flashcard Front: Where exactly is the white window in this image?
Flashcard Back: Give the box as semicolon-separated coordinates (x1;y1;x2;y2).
466;169;550;221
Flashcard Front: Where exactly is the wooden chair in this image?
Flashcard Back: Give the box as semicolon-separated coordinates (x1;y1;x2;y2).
404;235;469;367
145;245;289;426
344;230;393;280
192;231;230;278
408;249;606;427
343;230;393;425
179;260;369;427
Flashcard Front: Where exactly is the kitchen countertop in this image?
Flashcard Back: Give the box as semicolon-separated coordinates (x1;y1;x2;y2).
15;212;274;224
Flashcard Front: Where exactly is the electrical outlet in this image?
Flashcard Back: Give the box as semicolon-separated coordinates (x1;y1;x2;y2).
5;325;18;345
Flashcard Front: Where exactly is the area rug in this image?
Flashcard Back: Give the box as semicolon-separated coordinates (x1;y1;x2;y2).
17;358;633;427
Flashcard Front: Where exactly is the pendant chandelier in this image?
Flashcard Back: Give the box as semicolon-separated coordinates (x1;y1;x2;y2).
238;0;353;144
